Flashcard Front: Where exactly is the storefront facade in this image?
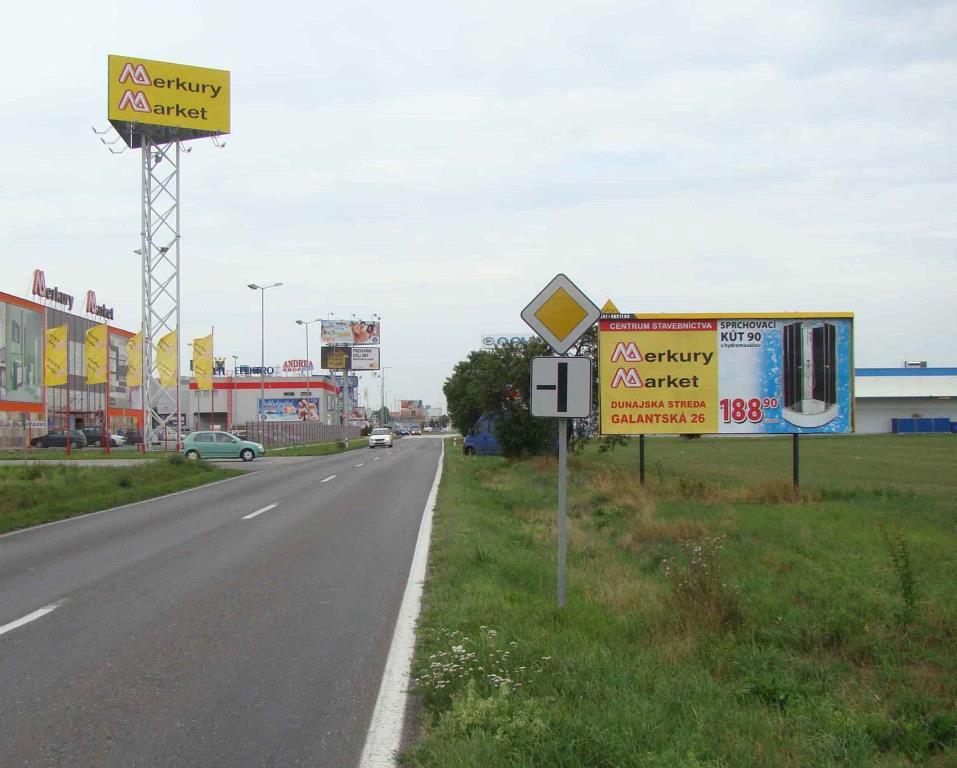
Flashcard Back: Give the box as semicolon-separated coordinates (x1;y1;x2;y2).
0;278;141;449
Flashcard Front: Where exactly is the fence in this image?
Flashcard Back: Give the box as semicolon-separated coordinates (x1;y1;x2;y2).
243;421;361;448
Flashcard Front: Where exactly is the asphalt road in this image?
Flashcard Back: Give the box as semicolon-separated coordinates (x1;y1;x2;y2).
0;438;442;767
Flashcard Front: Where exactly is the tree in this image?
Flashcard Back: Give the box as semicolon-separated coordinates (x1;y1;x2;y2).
443;327;626;457
443;338;557;457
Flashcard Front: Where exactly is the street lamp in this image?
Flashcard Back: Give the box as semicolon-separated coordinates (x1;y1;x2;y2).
372;366;392;426
248;282;283;419
295;318;321;395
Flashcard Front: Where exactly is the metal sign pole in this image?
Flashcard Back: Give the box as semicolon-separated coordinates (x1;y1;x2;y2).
793;433;800;489
557;416;568;608
639;433;645;486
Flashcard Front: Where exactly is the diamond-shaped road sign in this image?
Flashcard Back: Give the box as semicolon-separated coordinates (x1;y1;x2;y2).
531;356;593;418
521;274;600;354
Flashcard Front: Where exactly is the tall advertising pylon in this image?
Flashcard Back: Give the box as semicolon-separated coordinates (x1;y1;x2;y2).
105;55;230;448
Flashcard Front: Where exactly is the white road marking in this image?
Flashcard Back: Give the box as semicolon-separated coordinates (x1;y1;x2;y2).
360;439;444;768
0;601;64;638
242;503;278;520
354;463;365;468
373;457;380;461
321;475;336;483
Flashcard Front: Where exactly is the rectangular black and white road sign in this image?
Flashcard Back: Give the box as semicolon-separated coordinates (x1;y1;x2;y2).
530;356;593;418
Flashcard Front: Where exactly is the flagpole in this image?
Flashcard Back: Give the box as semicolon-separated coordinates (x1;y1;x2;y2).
104;323;111;455
210;326;215;430
65;340;72;457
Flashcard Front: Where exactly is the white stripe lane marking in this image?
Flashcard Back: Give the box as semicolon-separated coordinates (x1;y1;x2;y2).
354;463;365;468
242;503;278;520
320;475;336;483
359;438;444;768
373;457;380;461
0;601;64;638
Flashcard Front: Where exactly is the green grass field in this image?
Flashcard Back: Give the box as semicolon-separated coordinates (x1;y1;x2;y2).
0;447;154;460
0;457;241;534
404;434;956;767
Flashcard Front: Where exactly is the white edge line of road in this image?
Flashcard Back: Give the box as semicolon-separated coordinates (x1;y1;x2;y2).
359;437;444;768
321;474;336;483
0;471;259;541
0;600;64;638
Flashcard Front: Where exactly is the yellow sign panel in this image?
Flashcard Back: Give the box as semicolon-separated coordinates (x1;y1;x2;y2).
45;324;69;387
534;288;588;342
108;55;230;140
127;333;143;387
599;318;718;434
85;324;109;385
156;330;178;388
193;333;214;391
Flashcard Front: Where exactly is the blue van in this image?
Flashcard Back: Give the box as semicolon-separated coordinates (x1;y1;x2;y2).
463;416;502;456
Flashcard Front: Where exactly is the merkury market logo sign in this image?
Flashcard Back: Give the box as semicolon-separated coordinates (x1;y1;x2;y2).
31;270;114;319
108;55;230;137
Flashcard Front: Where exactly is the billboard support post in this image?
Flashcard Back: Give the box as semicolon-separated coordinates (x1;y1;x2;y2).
140;137;183;450
639;434;645;486
792;434;800;489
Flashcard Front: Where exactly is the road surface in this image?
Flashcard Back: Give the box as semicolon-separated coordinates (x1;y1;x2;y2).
0;438;441;767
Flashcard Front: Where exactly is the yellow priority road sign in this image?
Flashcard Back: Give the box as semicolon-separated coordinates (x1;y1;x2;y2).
521;274;600;354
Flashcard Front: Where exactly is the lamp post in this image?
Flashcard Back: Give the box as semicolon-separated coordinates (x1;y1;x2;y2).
373;366;392;426
295;318;321;395
248;282;283;419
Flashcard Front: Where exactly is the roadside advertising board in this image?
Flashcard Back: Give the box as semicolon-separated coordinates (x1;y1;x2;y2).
259;397;321;422
320;318;381;345
108;55;230;146
350;347;380;370
599;313;854;435
320;346;380;371
321;347;351;370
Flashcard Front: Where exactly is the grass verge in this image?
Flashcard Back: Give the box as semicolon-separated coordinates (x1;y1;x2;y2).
0;448;154;461
0;455;241;534
270;438;374;456
404;434;957;767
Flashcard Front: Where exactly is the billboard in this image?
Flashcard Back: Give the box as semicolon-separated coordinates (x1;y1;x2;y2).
108;55;230;147
322;346;351;370
322;346;380;370
320;318;381;345
599;313;854;435
258;397;322;422
351;347;380;370
0;298;43;403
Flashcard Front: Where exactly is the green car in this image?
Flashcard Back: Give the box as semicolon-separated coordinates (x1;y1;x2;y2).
181;431;265;462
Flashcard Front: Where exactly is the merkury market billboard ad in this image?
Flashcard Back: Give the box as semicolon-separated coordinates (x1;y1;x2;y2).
108;55;230;146
599;313;854;435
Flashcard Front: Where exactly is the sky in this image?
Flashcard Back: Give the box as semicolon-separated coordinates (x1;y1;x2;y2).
2;0;954;412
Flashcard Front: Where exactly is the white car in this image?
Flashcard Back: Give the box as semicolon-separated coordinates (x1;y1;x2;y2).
368;427;394;448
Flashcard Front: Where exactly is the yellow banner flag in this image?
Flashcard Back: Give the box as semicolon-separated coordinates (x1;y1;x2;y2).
45;324;69;386
156;330;178;388
127;333;143;387
85;324;109;385
193;333;214;391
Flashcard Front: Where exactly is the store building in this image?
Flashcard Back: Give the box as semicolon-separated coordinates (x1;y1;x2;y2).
0;282;140;448
855;367;957;434
186;374;345;430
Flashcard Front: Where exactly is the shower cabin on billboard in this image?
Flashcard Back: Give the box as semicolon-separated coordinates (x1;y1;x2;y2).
782;321;838;428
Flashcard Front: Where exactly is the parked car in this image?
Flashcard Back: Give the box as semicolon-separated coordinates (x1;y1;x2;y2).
368;427;394;448
462;416;502;456
411;427;422;435
81;427;125;447
30;430;88;449
181;431;264;461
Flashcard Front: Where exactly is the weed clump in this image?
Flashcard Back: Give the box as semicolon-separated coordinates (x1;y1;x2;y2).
662;535;743;630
